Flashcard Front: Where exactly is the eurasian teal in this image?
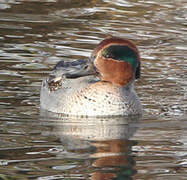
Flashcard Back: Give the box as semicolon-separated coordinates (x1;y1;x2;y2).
40;36;142;116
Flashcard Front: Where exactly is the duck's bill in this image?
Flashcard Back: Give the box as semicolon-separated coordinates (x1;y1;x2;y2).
64;59;98;79
48;59;98;82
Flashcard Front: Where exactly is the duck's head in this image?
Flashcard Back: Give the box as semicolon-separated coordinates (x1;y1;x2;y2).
91;36;141;86
57;36;141;87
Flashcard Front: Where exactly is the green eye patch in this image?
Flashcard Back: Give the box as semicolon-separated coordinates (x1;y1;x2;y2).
102;45;138;69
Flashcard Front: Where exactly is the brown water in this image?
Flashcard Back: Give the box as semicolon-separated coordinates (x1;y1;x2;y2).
0;0;186;179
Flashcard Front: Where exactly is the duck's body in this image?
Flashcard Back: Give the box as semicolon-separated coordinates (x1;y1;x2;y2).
41;76;141;116
40;37;142;116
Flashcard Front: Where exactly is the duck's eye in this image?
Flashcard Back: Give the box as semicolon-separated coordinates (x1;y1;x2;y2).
102;51;115;59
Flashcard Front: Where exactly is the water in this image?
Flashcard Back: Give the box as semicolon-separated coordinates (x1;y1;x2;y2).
0;0;186;179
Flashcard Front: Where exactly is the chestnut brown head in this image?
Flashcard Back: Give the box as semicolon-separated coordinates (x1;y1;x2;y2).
91;37;141;86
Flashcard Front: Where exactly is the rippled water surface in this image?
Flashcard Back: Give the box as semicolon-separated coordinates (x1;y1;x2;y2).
0;0;186;179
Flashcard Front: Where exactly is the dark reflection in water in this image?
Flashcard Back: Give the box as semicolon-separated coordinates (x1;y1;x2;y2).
40;111;140;180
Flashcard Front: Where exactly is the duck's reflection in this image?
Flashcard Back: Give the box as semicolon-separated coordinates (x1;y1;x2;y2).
40;111;140;180
90;139;137;180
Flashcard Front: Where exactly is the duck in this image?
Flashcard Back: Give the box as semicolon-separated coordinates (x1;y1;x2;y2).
40;36;142;117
